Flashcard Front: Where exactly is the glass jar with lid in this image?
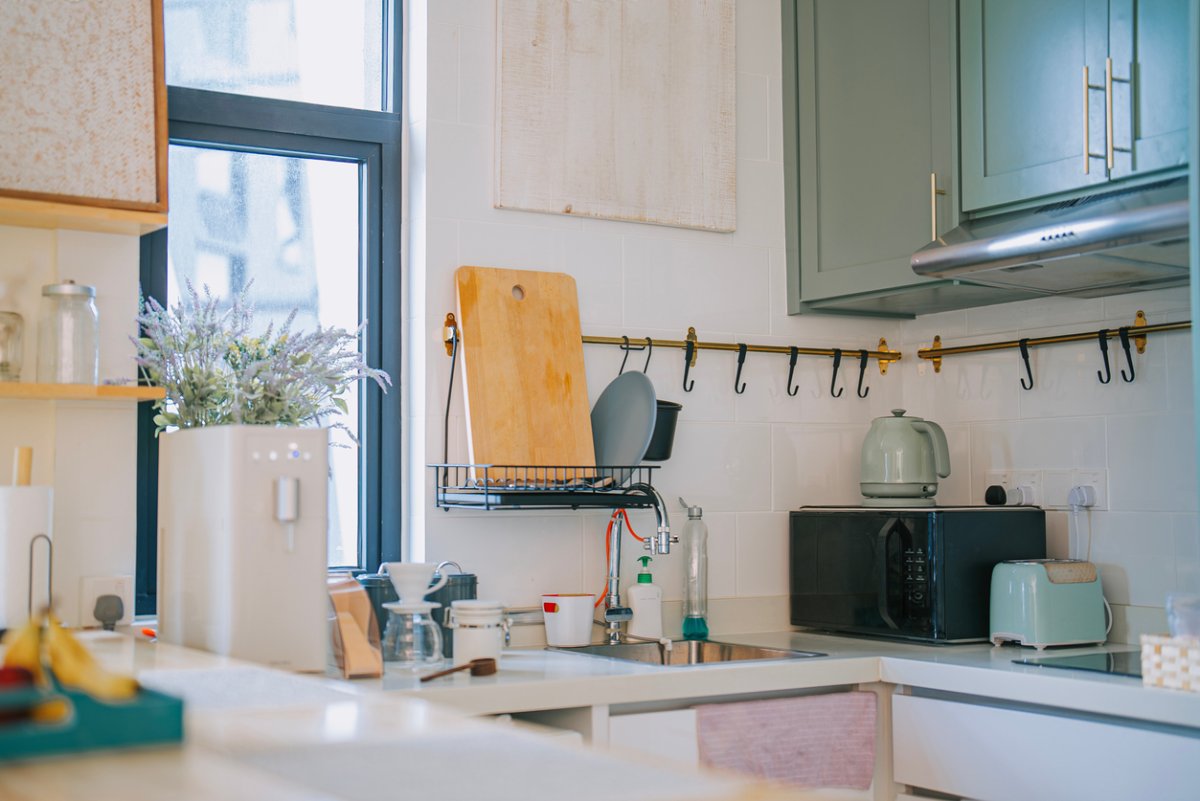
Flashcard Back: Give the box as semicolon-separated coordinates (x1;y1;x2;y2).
37;280;99;384
0;311;23;381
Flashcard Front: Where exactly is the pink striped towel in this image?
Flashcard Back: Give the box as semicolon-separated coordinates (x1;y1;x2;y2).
695;691;876;790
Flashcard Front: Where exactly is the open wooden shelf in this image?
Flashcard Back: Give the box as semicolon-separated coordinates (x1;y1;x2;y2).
0;197;166;236
0;383;165;402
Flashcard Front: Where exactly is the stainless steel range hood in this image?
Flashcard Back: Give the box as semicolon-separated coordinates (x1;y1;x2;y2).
911;177;1189;297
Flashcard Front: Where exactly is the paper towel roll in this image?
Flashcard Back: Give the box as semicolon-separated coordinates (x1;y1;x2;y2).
0;486;53;630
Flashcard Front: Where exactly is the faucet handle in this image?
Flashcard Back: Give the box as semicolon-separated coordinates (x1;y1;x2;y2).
603;606;633;623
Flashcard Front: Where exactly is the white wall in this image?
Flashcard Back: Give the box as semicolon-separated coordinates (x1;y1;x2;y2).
0;226;140;627
407;1;1196;644
410;0;905;636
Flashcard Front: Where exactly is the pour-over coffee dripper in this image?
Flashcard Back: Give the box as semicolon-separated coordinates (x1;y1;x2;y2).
379;561;449;604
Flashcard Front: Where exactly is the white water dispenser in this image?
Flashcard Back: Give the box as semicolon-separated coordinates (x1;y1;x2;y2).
157;426;329;672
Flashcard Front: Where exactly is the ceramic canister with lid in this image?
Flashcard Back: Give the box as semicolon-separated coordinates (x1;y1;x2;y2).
446;599;507;666
424;561;477;657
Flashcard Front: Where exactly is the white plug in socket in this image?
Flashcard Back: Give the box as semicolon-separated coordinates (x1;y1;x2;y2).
1068;485;1097;508
1006;485;1036;506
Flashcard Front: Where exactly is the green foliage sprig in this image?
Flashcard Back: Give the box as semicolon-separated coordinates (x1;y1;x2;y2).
134;283;390;436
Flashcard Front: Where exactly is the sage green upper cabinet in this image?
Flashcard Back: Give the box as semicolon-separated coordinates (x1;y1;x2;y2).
783;0;1040;317
960;0;1189;213
1108;0;1191;179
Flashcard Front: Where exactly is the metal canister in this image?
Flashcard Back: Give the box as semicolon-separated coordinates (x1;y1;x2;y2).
425;561;477;658
355;572;399;648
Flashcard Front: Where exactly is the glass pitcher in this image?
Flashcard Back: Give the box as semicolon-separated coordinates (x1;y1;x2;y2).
382;601;444;669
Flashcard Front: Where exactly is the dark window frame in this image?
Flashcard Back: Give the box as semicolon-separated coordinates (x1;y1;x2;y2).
136;7;402;615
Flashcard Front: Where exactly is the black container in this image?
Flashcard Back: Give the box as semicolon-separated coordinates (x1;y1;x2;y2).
425;561;478;658
643;400;682;461
355;572;398;640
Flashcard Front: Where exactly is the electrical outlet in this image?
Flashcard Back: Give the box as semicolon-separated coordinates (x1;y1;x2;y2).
79;575;133;628
1071;469;1108;510
1010;470;1042;506
984;469;1043;505
984;470;1012;500
1042;469;1074;510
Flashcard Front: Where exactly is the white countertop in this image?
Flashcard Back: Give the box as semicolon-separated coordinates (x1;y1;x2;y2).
0;632;788;801
4;628;1197;800
371;631;1200;730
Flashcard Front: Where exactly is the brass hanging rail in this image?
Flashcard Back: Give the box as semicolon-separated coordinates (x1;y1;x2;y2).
583;330;899;365
442;315;901;368
918;310;1188;373
442;315;901;398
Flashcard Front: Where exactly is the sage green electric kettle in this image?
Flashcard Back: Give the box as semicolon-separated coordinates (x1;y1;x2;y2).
860;409;950;507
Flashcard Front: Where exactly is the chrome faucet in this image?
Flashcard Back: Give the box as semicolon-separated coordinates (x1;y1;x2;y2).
602;484;676;645
628;482;674;555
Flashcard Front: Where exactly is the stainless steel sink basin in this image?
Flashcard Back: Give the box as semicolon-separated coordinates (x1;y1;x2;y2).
547;639;825;666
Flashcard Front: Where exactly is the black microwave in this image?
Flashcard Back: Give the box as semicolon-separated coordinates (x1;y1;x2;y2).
789;507;1046;643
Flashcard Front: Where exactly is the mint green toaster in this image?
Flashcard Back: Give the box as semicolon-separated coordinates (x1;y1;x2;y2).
990;560;1107;649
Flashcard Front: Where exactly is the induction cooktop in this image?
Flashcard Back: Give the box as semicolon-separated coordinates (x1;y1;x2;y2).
1013;649;1142;678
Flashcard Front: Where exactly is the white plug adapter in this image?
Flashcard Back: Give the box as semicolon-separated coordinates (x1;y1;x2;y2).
1068;485;1097;508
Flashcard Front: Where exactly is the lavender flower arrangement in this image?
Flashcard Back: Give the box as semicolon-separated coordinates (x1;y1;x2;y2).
133;283;390;436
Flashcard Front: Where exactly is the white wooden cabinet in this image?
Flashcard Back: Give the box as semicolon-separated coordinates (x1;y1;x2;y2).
892;693;1200;801
608;709;700;767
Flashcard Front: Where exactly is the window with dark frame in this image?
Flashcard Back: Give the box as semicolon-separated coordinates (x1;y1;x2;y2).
135;1;402;615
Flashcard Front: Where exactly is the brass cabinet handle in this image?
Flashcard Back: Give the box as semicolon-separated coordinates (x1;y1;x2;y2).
1105;57;1114;170
930;173;946;242
1083;66;1091;174
1083;65;1107;173
1104;57;1132;170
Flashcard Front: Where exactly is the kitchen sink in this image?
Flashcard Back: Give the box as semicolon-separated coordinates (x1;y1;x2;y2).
547;639;825;667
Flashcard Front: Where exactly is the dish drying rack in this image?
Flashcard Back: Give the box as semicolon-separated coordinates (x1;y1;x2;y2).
430;464;661;511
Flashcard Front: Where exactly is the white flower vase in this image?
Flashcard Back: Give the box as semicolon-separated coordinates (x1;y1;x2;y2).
157;425;330;672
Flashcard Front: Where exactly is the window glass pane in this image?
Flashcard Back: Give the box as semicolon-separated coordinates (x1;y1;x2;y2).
164;0;385;111
167;144;364;566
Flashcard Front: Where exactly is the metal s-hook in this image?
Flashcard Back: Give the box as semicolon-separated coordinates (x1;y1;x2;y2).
830;348;844;398
683;339;696;392
786;346;800;397
734;343;748;394
618;335;631;375
1118;327;1135;382
642;337;653;373
1096;329;1112;384
1018;338;1034;390
855;350;870;398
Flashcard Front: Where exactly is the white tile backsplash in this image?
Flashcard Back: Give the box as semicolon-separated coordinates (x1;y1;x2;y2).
1089;512;1177;607
735;512;790;598
1107;412;1198;513
426;23;460;123
621;236;771;335
1175;513;1200;594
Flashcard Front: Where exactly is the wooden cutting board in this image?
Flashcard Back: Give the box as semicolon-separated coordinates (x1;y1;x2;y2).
455;266;595;474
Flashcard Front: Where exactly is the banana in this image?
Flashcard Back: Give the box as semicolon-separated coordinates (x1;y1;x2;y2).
44;615;139;702
30;696;72;724
1;613;46;685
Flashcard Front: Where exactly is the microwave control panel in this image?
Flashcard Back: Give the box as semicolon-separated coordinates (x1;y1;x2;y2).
903;546;930;610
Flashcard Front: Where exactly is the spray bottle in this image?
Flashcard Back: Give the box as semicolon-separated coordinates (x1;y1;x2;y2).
679;498;708;640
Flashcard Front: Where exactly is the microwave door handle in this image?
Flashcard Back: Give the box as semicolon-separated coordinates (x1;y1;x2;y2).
876;520;899;630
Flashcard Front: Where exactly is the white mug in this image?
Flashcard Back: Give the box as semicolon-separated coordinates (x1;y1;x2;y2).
380;562;449;603
542;593;596;647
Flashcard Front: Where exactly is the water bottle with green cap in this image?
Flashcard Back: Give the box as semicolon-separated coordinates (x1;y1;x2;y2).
680;498;709;640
